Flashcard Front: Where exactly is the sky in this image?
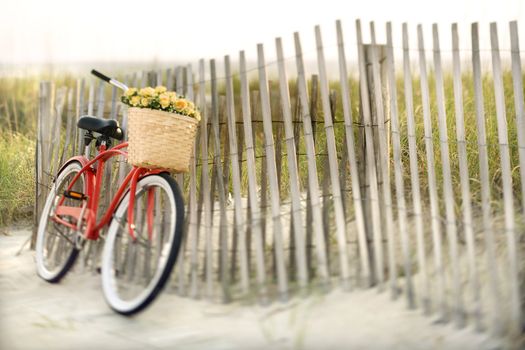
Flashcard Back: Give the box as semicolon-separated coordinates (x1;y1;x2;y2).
0;0;523;68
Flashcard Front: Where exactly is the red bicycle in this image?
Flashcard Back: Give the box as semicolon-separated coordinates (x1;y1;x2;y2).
35;70;185;315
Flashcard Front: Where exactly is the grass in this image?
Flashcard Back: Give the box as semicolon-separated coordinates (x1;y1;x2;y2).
0;69;523;227
0;131;35;226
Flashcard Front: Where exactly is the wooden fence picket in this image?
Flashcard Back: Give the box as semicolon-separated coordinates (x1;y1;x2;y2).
489;22;521;335
225;55;250;295
335;20;371;288
368;22;397;298
315;25;352;290
471;22;501;335
257;43;289;300
186;63;201;299
509;21;525;217
293;32;330;287
75;79;85;155
197;59;214;301
432;23;463;328
355;20;384;289
239;51;268;302
401;23;429;314
417;24;446;320
385;22;414;308
210;59;231;302
451;23;481;330
60;90;74;165
275;37;308;292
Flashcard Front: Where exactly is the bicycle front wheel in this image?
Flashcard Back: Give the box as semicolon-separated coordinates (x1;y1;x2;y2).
101;172;184;315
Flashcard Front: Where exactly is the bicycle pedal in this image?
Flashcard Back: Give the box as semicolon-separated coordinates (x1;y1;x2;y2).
63;190;88;201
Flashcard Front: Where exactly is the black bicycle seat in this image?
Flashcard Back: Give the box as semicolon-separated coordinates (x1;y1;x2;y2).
77;116;124;140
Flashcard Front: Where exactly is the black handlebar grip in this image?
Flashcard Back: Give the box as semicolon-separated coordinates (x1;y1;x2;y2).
91;69;111;83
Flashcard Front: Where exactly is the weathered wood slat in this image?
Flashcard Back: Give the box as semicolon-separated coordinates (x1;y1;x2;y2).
335;20;371;288
185;63;201;299
315;25;352;290
305;75;319;278
166;68;174;91
432;23;463;328
385;22;414;308
368;22;398;298
489;22;521;335
95;81;105;118
198;59;214;300
293;32;330;287
355;20;384;289
174;65;188;297
61;90;74;165
210;59;231;302
254;90;269;273
224;55;250;295
110;86;118;120
75;79;85;154
402;23;430;315
239;51;268;302
217;96;232;280
417;24;446;319
451;23;481;330
33;82;53;247
257;43;289;300
471;22;501;335
50;87;67;178
86;84;95;157
509;21;525;217
275;37;308;292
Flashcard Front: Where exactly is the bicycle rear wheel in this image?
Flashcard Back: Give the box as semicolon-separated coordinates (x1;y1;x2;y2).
101;172;184;315
36;161;85;282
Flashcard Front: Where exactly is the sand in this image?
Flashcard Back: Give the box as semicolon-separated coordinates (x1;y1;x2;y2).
0;225;506;350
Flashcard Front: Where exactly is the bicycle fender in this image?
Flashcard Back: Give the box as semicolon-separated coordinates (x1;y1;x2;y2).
57;156;91;175
57;156;95;196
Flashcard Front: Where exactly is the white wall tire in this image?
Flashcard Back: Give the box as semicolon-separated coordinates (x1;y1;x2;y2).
101;173;184;315
35;161;84;282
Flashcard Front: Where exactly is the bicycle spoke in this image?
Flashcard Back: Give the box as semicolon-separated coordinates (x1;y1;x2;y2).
36;162;85;280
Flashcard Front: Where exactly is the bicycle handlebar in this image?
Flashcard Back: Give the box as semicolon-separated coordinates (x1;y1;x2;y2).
91;69;129;92
91;69;111;83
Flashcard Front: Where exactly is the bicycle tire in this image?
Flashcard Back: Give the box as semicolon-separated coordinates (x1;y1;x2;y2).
101;172;184;315
36;161;84;283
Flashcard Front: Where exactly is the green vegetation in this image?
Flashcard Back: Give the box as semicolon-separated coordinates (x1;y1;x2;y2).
0;131;35;226
0;69;523;227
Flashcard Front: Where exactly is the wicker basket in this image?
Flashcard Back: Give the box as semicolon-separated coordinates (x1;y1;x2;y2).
127;107;198;172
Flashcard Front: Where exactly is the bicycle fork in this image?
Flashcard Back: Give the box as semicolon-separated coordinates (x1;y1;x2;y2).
126;168;155;241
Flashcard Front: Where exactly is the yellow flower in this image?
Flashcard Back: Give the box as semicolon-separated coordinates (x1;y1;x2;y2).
194;110;201;121
125;88;137;97
139;87;155;97
141;97;151;107
159;93;170;108
155;86;167;94
175;99;188;110
130;95;141;106
168;92;178;103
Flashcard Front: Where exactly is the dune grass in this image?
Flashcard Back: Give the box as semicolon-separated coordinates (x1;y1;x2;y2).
0;131;35;227
0;69;523;227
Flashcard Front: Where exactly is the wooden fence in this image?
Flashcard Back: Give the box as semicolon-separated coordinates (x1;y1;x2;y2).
34;20;524;337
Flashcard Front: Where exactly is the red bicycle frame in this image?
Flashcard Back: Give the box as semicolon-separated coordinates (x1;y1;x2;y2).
52;142;166;241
